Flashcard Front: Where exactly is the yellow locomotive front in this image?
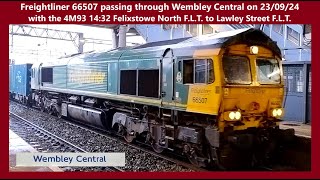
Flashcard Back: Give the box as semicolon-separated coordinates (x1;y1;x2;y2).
211;44;293;169
179;29;295;168
218;44;285;132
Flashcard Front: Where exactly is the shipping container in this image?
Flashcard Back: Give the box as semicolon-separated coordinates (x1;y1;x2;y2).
10;64;32;96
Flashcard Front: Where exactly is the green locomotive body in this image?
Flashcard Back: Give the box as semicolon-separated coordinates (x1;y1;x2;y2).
10;28;293;168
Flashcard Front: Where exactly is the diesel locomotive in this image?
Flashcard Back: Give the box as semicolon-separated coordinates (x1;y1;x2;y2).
9;28;294;169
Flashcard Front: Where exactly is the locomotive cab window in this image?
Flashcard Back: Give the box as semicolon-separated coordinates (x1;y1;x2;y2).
256;58;281;84
41;67;53;84
183;59;214;84
222;56;251;84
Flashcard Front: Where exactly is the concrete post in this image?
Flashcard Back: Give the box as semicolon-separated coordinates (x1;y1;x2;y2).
198;24;202;36
78;33;84;53
118;25;127;48
112;29;119;49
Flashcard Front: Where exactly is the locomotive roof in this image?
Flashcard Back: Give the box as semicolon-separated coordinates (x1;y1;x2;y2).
41;28;281;67
132;28;281;57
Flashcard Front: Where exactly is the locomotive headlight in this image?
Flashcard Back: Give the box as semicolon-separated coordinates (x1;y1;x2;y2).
229;112;236;120
225;111;242;121
272;109;278;117
277;109;283;116
250;46;259;54
271;108;284;117
235;111;241;120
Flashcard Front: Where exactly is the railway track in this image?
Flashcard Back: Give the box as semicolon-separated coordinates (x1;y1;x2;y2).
9;111;124;172
10;101;204;172
10;101;310;171
61;116;208;172
59;114;310;172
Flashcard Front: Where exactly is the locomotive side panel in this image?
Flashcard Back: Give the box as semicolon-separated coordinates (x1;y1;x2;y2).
107;62;118;94
119;48;161;98
185;56;223;115
53;66;67;88
67;63;108;93
31;63;42;90
42;49;126;95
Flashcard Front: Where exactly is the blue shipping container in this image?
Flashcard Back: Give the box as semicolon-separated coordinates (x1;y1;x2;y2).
9;65;14;93
10;64;32;96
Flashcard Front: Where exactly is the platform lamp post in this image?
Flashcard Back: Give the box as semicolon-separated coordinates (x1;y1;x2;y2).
36;43;40;63
78;33;84;53
79;38;85;53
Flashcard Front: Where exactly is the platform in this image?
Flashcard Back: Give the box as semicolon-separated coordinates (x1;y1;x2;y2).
9;130;63;172
280;121;311;138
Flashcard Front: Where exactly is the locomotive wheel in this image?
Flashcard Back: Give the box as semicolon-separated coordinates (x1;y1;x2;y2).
124;132;135;143
40;103;45;112
47;106;53;115
207;147;225;170
184;145;208;168
19;96;23;104
57;111;62;119
53;105;62;118
187;149;201;167
151;141;164;153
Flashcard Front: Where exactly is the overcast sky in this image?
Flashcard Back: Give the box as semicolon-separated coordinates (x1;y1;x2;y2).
9;24;146;64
